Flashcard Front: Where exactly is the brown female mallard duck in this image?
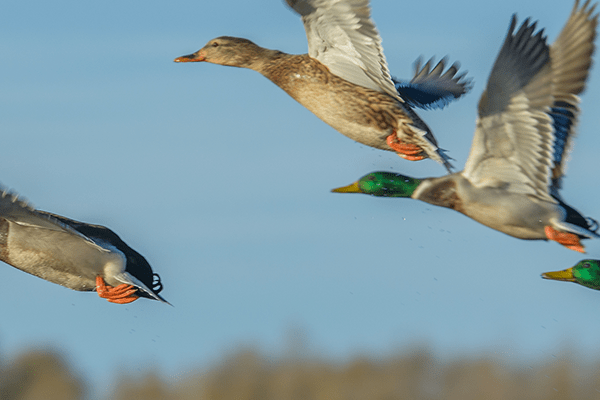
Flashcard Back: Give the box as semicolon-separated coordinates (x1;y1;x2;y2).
175;0;472;172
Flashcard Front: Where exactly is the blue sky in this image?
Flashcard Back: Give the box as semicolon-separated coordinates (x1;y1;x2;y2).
2;0;600;396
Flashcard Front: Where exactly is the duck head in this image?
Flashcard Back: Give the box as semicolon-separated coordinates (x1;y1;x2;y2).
331;171;421;198
542;260;600;291
174;36;264;68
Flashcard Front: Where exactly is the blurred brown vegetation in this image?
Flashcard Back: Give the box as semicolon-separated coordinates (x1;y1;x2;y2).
2;347;600;400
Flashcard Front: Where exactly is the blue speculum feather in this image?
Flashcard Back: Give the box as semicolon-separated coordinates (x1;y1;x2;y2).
393;80;456;110
549;102;576;166
548;101;599;236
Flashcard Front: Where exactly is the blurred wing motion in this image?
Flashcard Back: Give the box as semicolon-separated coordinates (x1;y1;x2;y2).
394;57;473;110
464;1;597;205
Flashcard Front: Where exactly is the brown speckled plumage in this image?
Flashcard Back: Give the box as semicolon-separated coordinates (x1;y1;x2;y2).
0;218;9;261
256;52;422;150
175;0;472;173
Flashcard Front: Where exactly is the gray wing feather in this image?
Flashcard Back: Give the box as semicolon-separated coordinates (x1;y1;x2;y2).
548;0;597;190
462;16;556;202
0;188;107;252
464;2;597;203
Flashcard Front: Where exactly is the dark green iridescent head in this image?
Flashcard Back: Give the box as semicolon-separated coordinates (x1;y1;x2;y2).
541;260;600;290
331;171;422;197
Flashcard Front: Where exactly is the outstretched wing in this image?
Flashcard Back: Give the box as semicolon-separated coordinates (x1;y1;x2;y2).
548;0;597;193
463;15;555;202
286;0;399;99
463;2;597;203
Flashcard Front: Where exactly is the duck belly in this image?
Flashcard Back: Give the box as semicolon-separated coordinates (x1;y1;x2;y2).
460;192;557;240
292;83;398;149
264;57;399;150
306;96;395;149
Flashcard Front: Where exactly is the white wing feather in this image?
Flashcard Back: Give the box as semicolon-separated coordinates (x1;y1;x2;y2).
286;0;400;99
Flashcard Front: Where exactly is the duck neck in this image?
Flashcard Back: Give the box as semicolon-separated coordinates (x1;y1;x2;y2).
411;175;462;211
245;48;287;74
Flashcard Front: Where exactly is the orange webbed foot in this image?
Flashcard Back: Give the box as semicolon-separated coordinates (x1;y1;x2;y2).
386;134;426;161
96;276;139;304
544;226;585;253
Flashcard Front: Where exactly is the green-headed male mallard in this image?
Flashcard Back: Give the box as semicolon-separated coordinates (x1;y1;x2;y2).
0;188;169;305
542;260;600;290
174;0;472;172
333;0;599;253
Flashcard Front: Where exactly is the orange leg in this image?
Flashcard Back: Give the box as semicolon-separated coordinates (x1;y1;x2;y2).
544;226;585;253
95;276;139;304
386;134;426;161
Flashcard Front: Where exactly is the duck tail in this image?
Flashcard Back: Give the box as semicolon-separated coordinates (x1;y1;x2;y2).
553;195;600;239
152;273;164;294
118;271;171;305
585;217;599;234
437;148;455;173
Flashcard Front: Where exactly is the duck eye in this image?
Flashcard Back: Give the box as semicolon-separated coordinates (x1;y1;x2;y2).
583;262;591;269
211;42;219;47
